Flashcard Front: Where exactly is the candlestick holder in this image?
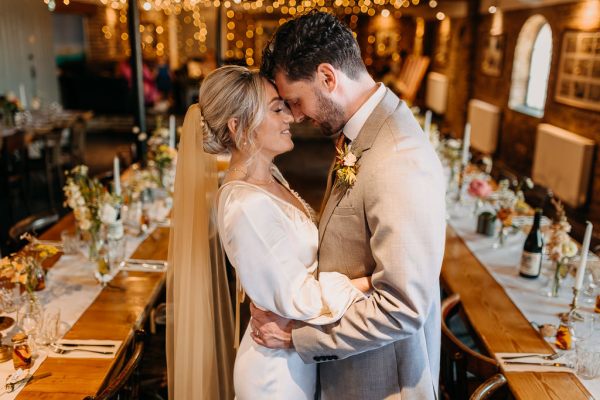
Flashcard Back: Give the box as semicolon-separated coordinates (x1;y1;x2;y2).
559;287;584;321
454;164;466;203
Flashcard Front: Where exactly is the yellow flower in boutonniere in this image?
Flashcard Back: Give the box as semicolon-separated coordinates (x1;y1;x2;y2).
334;143;361;189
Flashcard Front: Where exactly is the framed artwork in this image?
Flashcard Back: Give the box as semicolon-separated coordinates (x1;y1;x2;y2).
555;30;600;111
481;34;505;77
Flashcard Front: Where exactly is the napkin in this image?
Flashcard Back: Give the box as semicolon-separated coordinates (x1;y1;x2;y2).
495;352;573;373
0;351;47;399
47;340;121;359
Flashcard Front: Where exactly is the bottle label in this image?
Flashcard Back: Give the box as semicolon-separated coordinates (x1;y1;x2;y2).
520;251;542;276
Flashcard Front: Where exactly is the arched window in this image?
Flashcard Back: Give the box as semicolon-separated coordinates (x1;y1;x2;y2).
509;16;553;117
525;24;552;110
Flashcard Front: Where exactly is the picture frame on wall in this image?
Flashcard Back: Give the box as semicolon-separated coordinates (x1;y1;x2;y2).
481;34;505;77
555;30;600;112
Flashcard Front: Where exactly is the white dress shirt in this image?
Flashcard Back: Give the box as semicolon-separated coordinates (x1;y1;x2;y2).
343;83;386;143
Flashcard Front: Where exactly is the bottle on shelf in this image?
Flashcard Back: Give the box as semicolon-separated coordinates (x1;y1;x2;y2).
519;208;544;279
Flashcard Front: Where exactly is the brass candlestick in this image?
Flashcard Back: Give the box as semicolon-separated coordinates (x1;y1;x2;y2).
559;287;583;321
454;164;466;203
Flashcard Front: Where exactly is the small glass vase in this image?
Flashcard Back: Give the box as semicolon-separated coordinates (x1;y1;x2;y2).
86;228;103;262
493;225;509;248
551;261;567;297
17;292;42;336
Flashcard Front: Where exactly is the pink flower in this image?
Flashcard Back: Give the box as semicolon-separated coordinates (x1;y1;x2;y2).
468;179;492;199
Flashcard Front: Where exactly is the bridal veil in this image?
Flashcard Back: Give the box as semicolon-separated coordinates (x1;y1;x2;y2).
166;104;235;399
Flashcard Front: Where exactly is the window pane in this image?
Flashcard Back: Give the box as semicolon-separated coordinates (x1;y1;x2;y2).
526;24;552;111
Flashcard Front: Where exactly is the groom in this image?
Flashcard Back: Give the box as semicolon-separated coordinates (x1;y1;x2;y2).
252;11;446;400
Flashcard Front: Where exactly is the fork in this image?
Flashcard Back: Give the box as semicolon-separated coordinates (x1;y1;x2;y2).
49;343;113;355
501;352;561;361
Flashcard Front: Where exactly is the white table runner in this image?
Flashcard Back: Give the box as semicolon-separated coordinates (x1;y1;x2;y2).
0;220;162;398
446;198;600;396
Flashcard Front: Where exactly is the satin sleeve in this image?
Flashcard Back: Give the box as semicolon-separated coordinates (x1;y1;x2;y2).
219;188;364;325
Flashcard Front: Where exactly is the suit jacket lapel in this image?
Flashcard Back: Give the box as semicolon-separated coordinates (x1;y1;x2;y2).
318;88;401;245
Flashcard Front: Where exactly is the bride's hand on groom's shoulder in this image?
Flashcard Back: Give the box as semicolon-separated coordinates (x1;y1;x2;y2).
249;302;294;349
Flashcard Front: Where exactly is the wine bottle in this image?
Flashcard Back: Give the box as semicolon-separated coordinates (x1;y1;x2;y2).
519;208;544;278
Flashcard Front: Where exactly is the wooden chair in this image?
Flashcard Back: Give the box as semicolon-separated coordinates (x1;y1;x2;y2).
0;129;31;224
84;330;145;400
42;128;66;210
440;294;503;400
395;55;430;104
7;210;59;251
469;374;507;400
69;117;87;166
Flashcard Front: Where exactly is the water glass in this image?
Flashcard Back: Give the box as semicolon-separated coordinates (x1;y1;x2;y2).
39;307;61;345
0;282;20;313
572;311;596;342
107;237;127;269
61;229;80;255
576;337;600;379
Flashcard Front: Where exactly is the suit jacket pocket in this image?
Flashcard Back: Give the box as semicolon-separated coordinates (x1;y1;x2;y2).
332;206;356;216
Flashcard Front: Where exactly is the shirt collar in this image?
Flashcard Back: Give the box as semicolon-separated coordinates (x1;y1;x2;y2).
343;83;386;142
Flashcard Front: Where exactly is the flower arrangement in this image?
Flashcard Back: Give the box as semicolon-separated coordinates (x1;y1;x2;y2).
440;138;462;166
468;178;493;199
0;93;23;127
125;165;159;202
547;198;577;296
0;234;58;295
148;121;178;190
63;165;119;259
333;143;360;189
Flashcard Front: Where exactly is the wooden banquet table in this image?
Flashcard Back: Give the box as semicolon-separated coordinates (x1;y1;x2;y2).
16;213;167;399
442;225;592;399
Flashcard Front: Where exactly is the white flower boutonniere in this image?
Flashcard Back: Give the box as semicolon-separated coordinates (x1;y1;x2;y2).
334;143;361;189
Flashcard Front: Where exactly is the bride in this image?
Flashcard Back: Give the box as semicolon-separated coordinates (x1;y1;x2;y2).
172;64;372;399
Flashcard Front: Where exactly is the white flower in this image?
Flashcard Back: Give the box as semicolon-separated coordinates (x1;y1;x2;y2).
446;139;461;149
100;203;118;224
343;152;357;167
562;240;577;258
156;128;169;138
79;218;91;231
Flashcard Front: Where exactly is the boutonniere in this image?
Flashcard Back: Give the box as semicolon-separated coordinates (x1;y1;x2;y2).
333;143;361;189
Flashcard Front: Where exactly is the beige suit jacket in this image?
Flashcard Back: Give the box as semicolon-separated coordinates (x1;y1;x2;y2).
292;89;446;400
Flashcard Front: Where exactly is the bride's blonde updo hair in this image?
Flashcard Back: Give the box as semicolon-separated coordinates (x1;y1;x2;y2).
199;65;267;154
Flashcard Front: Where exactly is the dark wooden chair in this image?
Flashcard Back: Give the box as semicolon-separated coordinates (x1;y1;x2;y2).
440;294;504;400
469;374;507;400
0;129;31;224
41;128;66;210
7;210;59;251
83;330;145;400
67;117;87;166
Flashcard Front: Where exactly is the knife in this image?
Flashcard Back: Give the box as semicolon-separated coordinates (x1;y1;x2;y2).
58;342;117;348
5;372;52;392
125;259;167;266
504;361;572;367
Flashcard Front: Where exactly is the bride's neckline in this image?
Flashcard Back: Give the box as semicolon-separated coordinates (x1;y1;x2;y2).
220;179;314;223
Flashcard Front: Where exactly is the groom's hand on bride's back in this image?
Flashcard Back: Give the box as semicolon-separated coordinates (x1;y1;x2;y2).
249;302;294;349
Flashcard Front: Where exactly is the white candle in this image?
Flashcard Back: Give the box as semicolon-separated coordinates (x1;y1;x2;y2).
575;221;593;291
19;84;27;109
461;123;471;166
169;115;176;148
424;110;432;136
113;156;121;196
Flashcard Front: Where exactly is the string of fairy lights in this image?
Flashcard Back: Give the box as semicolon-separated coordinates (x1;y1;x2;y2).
45;0;443;67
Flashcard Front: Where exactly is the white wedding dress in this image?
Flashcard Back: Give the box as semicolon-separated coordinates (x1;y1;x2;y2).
217;180;365;400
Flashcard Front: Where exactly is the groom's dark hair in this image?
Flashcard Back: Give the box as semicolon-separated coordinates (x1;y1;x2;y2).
260;11;366;82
